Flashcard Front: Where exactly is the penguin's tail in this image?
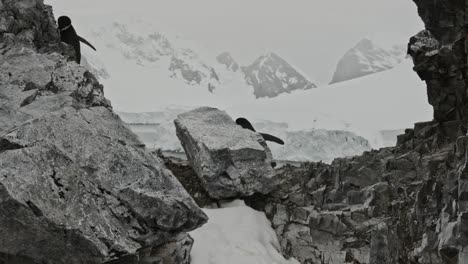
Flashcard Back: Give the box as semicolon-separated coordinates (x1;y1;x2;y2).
260;133;285;145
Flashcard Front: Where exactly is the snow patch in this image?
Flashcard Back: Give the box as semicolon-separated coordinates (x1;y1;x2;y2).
190;201;299;264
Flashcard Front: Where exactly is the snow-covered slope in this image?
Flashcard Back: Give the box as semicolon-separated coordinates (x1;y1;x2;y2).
243;53;317;98
190;200;298;264
330;38;406;84
227;59;433;147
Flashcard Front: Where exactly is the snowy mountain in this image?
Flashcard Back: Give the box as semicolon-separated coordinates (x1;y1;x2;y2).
77;17;314;104
330;38;406;84
243;53;317;98
216;52;240;72
87;21;221;92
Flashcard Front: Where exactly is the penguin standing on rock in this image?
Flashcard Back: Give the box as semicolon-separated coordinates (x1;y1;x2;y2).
236;117;284;168
57;16;96;64
236;118;285;145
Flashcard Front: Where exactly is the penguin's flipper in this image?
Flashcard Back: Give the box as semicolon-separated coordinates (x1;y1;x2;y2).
236;118;256;132
78;35;97;51
260;133;285;145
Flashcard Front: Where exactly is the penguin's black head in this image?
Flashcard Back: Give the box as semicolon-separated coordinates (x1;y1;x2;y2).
236;118;256;132
57;16;72;31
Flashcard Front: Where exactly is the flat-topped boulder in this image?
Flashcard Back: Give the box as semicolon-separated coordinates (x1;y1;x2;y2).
174;107;277;199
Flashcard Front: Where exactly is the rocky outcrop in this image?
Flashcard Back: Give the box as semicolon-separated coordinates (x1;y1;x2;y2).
239;118;465;263
409;1;468;122
169;50;220;92
1;0;62;53
243;52;316;98
0;1;207;263
174;107;277;199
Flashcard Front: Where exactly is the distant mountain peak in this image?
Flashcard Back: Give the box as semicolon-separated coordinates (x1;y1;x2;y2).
216;52;239;72
243;52;316;99
354;38;374;49
330;38;406;84
83;18;317;100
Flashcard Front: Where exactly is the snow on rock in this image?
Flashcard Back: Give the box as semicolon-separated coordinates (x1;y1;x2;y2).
243;52;317;98
190;200;299;264
174;107;277;199
217;52;240;72
330;38;406;84
80;17;221;94
407;30;439;57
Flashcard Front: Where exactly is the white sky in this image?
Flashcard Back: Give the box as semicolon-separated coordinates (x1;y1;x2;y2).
45;0;424;84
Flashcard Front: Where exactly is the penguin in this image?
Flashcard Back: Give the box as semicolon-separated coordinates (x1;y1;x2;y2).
235;118;285;145
57;16;96;64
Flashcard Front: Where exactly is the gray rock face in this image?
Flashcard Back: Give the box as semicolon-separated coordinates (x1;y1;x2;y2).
0;1;207;263
330;38;406;84
174;107;277;199
243;53;316;98
122;233;194;264
169;50;220;92
241;119;468;264
216;52;239;72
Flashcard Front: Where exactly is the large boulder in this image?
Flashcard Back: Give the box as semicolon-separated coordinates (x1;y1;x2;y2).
0;1;207;263
174;107;277;199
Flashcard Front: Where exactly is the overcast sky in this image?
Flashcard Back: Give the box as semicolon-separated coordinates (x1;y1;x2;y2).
46;0;424;84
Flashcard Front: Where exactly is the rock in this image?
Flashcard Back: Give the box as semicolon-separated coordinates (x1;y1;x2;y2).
138;233;194;264
216;52;239;72
0;1;207;263
369;223;399;264
409;1;468;122
158;152;216;208
241;119;467;263
174;107;277;199
169;51;220;92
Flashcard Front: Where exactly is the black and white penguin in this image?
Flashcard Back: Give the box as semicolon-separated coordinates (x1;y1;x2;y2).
57;16;96;64
236;118;285;145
